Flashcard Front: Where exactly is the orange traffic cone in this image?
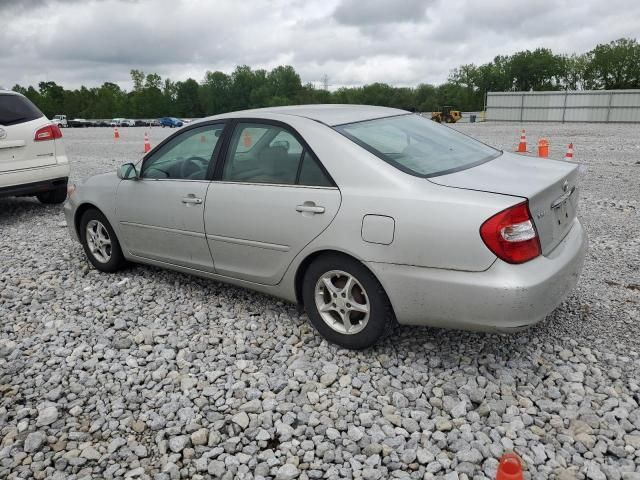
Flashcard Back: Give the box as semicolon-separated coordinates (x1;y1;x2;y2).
144;132;151;153
114;127;120;140
565;142;574;160
537;138;549;158
496;453;524;480
242;131;252;148
516;130;527;153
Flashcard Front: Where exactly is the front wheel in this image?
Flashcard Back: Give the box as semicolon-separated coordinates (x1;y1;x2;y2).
302;254;395;349
80;209;127;272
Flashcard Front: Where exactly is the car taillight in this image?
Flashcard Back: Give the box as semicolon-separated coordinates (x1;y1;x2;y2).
34;124;63;142
480;201;541;264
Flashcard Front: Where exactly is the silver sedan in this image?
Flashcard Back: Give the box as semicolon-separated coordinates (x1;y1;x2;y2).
64;105;587;349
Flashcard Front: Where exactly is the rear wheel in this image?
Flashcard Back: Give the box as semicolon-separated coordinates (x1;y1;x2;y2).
37;185;67;204
302;254;395;349
80;209;127;272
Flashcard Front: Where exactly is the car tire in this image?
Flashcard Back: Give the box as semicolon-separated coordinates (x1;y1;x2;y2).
37;185;67;204
79;208;127;273
302;253;396;349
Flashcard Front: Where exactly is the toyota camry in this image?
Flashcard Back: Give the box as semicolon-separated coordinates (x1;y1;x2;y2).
64;105;587;349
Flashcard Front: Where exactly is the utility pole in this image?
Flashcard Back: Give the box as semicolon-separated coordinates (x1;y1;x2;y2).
321;74;329;91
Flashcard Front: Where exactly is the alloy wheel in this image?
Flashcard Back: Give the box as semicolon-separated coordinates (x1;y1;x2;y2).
314;270;370;335
85;219;112;264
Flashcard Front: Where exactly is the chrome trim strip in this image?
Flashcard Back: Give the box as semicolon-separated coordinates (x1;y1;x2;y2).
0;140;26;149
206;233;290;252
212;181;338;190
0;163;60;174
119;221;206;238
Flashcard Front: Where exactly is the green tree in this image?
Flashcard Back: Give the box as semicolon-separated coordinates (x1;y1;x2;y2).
507;48;565;91
585;38;640;89
200;71;231;114
175;78;203;117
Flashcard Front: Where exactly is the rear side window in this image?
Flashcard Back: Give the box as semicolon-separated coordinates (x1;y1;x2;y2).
222;123;334;187
298;152;333;187
0;94;44;126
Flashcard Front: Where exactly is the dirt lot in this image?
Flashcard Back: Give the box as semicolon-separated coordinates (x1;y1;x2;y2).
1;123;639;480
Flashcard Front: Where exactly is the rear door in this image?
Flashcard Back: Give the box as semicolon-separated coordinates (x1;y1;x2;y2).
0;93;56;173
204;121;341;285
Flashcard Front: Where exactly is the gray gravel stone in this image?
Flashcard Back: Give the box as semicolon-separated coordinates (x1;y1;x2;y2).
36;406;58;426
0;125;638;479
168;435;189;453
275;463;300;480
23;432;47;453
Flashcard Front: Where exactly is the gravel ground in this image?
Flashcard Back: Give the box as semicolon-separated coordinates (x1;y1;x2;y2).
1;123;639;480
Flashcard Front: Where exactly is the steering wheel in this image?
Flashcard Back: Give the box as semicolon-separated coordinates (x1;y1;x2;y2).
180;156;208;179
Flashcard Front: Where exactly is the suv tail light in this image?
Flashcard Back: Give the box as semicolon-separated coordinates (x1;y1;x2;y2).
34;124;63;142
480;201;541;264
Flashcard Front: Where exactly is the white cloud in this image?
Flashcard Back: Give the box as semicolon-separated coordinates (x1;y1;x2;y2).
1;0;638;90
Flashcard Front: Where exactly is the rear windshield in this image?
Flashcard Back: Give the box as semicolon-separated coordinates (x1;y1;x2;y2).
335;114;501;177
0;93;44;126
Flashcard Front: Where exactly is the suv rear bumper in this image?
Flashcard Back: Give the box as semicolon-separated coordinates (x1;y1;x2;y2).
0;176;68;198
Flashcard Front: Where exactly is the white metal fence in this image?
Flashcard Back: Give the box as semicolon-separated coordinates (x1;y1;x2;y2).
486;90;640;123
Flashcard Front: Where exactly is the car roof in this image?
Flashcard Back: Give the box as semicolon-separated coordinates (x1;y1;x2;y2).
204;104;409;127
0;89;22;96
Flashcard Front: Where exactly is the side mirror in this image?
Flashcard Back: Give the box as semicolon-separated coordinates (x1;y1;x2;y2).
117;163;138;180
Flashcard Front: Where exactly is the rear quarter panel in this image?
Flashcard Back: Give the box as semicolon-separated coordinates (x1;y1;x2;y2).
285;117;517;272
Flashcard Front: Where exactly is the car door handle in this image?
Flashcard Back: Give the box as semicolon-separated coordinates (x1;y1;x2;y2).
296;204;325;214
181;196;203;205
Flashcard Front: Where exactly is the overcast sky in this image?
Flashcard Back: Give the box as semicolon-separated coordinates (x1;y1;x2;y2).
1;0;639;90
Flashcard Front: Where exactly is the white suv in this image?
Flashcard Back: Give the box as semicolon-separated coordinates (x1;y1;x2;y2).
0;90;70;204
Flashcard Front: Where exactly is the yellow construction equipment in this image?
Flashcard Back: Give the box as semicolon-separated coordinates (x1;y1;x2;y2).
431;106;462;124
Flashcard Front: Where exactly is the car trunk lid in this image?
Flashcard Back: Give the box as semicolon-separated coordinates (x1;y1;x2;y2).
0;118;58;172
429;152;579;256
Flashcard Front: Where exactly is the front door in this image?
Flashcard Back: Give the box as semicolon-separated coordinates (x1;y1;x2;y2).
204;121;341;285
116;123;225;271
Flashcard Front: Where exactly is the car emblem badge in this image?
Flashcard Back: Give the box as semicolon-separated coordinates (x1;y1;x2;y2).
0;127;6;139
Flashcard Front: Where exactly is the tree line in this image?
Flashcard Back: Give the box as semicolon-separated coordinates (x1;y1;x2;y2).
11;37;640;119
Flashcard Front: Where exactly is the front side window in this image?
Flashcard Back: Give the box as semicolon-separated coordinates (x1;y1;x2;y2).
141;124;224;180
336;114;501;177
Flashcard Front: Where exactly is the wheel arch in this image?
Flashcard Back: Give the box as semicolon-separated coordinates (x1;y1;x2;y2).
293;249;388;307
73;202;102;239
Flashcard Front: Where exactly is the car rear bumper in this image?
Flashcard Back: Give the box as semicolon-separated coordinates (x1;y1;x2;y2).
0;170;69;198
367;218;588;331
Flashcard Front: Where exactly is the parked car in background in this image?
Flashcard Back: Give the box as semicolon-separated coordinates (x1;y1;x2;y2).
68;118;94;128
52;114;68;128
159;117;184;128
1;90;69;204
109;118;123;127
149;119;160;127
94;120;110;127
64;105;587;349
120;119;135;127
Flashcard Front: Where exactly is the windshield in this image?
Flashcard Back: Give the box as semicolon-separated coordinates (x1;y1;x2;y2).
335;114;501;177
